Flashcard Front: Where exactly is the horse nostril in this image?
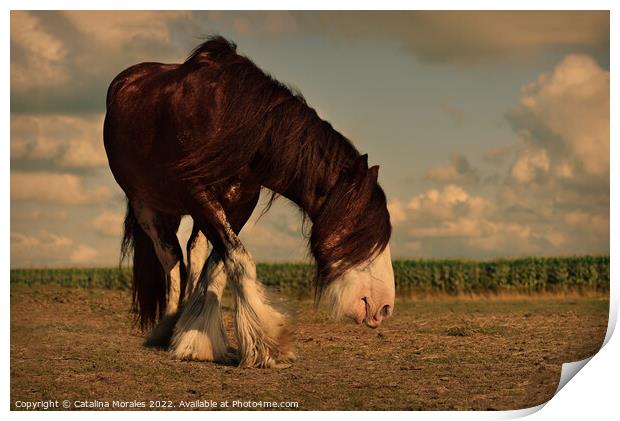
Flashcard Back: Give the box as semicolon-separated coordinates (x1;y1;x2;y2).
379;304;392;319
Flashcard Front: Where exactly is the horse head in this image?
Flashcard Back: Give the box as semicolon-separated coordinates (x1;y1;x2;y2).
311;154;395;328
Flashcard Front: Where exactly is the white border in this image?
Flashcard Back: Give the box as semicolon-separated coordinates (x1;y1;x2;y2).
3;2;617;420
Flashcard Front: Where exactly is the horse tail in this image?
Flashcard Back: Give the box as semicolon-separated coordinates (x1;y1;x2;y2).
120;201;166;330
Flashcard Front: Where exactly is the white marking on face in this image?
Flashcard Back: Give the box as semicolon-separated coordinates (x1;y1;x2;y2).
325;245;395;328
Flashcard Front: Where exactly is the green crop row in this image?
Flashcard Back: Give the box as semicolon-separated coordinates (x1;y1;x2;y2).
10;256;609;296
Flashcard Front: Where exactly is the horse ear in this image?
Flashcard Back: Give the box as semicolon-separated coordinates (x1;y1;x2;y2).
367;165;379;184
351;154;369;178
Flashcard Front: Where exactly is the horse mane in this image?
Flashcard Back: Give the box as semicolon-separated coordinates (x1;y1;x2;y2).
184;36;238;64
174;36;392;295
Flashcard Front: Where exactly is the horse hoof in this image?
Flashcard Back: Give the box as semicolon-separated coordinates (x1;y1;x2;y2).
218;348;239;365
144;314;179;348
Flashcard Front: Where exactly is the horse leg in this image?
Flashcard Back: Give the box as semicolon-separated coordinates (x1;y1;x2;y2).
178;187;293;368
171;186;265;364
170;248;233;362
131;201;185;347
185;223;209;301
228;245;294;368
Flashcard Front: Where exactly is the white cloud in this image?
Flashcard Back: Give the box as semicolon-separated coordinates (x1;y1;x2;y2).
388;184;586;258
564;210;609;238
11;172;111;205
425;153;479;185
70;245;100;264
387;199;407;225
407;185;493;222
11;230;101;267
11;209;68;222
508;54;609;182
10;11;193;115
11;11;69;91
11;114;108;169
489;53;609;255
293;11;608;64
394;53;610;258
93;210;124;238
11;231;73;254
510;147;550;183
62;11;189;47
238;199;307;262
11;230;75;267
11;11;190;96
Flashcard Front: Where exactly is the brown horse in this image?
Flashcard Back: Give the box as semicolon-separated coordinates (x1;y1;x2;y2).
104;36;394;368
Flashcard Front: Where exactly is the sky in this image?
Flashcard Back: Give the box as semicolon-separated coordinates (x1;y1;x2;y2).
10;11;610;267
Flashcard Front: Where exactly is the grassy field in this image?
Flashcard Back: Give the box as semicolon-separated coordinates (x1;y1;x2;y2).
10;284;609;410
10;255;610;295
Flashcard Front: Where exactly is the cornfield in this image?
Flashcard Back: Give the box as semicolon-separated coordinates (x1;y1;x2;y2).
10;256;609;296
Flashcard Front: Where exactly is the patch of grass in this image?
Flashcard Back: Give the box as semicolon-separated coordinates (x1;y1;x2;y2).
445;326;475;337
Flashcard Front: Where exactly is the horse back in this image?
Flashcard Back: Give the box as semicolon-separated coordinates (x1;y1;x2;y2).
103;59;242;214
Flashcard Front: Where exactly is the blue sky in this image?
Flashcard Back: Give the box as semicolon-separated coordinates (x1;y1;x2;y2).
10;11;610;266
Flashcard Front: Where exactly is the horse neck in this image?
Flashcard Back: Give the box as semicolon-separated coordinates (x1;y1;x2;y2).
256;115;359;221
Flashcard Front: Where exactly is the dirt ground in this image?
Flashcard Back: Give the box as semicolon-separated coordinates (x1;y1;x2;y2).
10;284;608;410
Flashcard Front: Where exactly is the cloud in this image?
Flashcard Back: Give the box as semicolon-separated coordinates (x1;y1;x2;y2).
10;11;69;91
292;11;609;64
10;11;191;114
483;145;515;166
11;209;68;222
199;11;298;36
507;54;610;181
391;53;608;258
12;230;72;248
12;230;102;267
69;245;100;264
387;199;407;225
407;185;493;221
425;153;479;185
11;10;190;92
510;148;550;184
497;54;609;233
11;11;609;116
92;210;124;238
11;172;111;205
238;199;307;262
388;185;584;258
11;113;107;170
62;11;189;47
11;230;75;267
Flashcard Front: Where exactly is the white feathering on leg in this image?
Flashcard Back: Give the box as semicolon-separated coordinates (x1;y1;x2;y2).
185;229;209;301
170;255;232;362
228;249;293;368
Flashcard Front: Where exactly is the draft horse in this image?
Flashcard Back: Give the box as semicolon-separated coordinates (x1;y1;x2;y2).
104;36;394;368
